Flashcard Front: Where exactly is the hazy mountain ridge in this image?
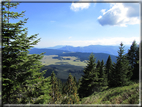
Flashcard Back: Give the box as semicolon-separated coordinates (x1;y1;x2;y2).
28;48;69;55
46;45;65;49
57;45;130;56
43;45;130;56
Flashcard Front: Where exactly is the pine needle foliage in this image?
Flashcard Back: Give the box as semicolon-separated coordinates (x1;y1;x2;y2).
78;53;100;98
62;73;80;104
127;40;139;80
2;2;51;104
100;60;108;86
96;60;101;69
105;55;112;85
109;43;132;87
50;71;61;104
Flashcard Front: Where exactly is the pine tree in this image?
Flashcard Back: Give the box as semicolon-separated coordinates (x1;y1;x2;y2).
127;40;139;80
96;60;101;69
78;53;100;98
73;76;77;87
57;78;63;94
2;2;51;104
108;62;117;87
109;42;132;87
96;60;107;90
62;73;79;104
105;55;112;86
100;60;107;86
62;82;66;95
50;71;61;104
77;77;82;90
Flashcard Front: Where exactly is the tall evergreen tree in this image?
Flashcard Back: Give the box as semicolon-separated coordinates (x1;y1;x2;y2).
96;60;101;69
50;71;61;104
73;76;77;87
105;55;112;86
99;60;107;86
2;2;51;104
109;43;132;87
62;73;79;104
108;62;117;87
78;53;100;98
127;40;139;80
57;78;63;94
77;77;82;90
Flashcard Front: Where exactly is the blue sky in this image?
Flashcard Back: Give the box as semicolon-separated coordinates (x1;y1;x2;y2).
10;0;140;48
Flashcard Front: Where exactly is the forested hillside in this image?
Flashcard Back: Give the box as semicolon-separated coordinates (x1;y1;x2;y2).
2;2;140;105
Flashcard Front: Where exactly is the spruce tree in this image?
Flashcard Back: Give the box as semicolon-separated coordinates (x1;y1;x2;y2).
77;76;82;90
57;78;63;94
96;60;101;69
73;76;77;87
105;55;112;86
78;53;100;98
2;2;51;104
100;60;107;86
50;71;61;104
127;40;139;80
110;42;132;87
108;62;117;87
62;73;79;104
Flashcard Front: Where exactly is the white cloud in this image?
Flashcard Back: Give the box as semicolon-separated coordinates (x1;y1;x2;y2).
61;37;140;46
101;9;106;15
98;3;140;27
70;0;90;12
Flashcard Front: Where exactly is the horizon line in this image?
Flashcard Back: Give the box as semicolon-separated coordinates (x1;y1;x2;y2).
34;44;132;49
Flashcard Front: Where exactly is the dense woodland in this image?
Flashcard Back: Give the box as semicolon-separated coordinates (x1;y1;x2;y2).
2;2;140;104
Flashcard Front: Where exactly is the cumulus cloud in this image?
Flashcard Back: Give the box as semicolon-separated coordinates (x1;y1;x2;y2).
70;0;90;12
98;3;140;27
61;37;139;46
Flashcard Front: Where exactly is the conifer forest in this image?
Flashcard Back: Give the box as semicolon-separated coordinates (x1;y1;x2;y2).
2;2;141;105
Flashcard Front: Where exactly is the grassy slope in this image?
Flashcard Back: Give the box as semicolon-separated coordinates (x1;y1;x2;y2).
81;82;140;104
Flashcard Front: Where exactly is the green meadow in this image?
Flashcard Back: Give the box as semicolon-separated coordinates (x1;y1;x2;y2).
40;55;86;82
40;55;87;67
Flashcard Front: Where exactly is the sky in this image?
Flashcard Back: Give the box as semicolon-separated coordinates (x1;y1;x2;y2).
9;0;140;48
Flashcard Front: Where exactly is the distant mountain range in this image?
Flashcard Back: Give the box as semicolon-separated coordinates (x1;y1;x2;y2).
28;48;69;55
28;48;117;64
45;45;130;56
47;45;65;49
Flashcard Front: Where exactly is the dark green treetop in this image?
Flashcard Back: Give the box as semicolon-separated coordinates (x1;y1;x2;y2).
50;71;61;104
110;42;132;87
105;55;112;85
127;40;139;80
78;53;100;98
62;73;79;104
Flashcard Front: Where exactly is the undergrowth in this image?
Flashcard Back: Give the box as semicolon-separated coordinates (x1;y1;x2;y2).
81;81;140;104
